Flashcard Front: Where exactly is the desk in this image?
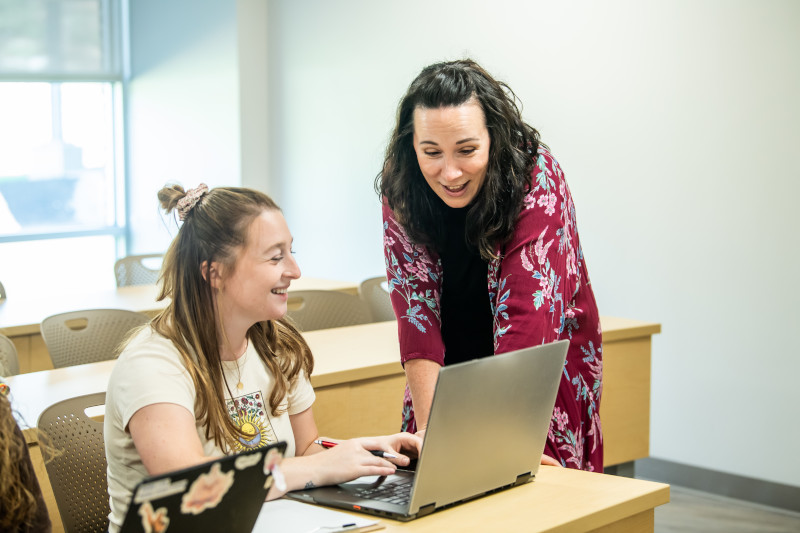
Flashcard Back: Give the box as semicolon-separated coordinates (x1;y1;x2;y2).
328;466;669;532
8;317;660;533
0;277;359;373
10;317;660;456
308;317;662;469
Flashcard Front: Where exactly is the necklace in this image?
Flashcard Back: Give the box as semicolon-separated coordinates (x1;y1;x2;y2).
233;339;249;390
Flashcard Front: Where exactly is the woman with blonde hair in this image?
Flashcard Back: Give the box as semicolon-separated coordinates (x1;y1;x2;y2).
104;184;419;532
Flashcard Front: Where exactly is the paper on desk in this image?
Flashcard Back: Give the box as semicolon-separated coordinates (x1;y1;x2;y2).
253;498;383;533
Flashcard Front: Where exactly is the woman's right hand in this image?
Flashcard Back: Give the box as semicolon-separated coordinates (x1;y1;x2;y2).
269;438;406;499
312;438;400;484
310;432;421;483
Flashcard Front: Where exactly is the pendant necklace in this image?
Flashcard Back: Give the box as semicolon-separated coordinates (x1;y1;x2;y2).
233;339;250;390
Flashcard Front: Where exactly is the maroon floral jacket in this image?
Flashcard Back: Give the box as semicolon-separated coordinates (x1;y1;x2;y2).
382;146;603;471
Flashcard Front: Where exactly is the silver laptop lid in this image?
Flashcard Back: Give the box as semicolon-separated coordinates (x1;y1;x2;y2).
408;340;568;514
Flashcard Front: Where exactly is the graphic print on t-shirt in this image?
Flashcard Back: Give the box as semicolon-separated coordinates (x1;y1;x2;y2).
226;391;277;451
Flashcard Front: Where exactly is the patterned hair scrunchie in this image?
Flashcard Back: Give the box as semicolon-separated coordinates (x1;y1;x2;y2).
0;376;9;397
176;183;209;221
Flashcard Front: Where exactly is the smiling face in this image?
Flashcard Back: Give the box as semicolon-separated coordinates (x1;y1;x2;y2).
412;99;491;209
214;209;300;328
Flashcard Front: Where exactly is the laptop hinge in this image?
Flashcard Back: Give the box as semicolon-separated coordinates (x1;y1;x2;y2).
417;503;436;517
515;472;532;486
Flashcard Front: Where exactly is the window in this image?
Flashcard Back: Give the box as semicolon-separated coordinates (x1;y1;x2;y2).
0;0;125;295
0;82;121;236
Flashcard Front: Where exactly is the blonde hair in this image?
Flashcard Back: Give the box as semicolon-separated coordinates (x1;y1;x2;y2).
152;185;313;451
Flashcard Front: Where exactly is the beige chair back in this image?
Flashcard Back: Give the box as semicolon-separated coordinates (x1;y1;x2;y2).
286;290;372;331
41;309;149;368
38;392;108;533
359;276;397;322
114;253;163;287
0;333;20;376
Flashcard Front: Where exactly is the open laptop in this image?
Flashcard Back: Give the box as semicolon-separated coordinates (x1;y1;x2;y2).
120;441;287;533
288;340;568;521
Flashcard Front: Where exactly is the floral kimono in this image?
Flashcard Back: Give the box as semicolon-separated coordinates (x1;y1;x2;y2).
382;146;603;471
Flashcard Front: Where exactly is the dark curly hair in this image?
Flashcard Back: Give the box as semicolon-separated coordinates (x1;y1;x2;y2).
0;392;40;530
375;59;541;260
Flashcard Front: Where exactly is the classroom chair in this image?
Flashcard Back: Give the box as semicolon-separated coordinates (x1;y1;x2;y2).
38;392;108;533
113;253;163;287
285;290;373;332
0;333;20;376
40;309;149;368
359;276;397;322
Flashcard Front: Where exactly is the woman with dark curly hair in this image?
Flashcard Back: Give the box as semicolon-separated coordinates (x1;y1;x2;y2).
0;377;52;532
376;59;603;471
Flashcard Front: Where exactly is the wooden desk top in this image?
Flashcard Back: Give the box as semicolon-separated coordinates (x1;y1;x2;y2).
599;316;661;342
326;466;669;532
7;317;659;442
0;277;359;337
304;321;402;387
7;323;397;438
306;316;661;385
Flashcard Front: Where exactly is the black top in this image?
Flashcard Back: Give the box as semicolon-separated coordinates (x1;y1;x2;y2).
437;207;495;366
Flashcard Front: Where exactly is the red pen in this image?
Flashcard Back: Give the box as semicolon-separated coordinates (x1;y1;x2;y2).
314;439;397;459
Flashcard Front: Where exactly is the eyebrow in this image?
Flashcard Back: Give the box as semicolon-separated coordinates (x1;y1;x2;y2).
419;137;481;146
263;238;292;253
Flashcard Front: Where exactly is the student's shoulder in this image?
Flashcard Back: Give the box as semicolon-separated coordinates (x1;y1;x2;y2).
114;327;185;373
119;325;173;353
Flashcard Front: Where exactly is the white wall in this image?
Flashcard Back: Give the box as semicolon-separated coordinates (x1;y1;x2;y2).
127;0;240;253
261;0;800;487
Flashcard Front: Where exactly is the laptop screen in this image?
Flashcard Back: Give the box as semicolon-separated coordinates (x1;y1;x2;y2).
120;441;287;533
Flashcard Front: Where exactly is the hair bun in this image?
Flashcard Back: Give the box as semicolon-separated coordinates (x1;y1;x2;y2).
176;183;209;220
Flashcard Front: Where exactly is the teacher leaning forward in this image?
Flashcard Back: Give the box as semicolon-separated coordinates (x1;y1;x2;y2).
376;59;603;471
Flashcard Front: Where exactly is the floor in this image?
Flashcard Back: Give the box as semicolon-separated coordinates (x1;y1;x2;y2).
653;484;800;533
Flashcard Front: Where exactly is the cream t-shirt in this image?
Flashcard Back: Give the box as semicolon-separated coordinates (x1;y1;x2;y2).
104;327;315;532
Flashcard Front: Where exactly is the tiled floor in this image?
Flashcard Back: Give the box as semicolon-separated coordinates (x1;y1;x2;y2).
655;484;800;533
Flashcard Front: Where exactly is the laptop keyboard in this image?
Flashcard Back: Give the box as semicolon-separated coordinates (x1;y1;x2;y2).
352;477;413;505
